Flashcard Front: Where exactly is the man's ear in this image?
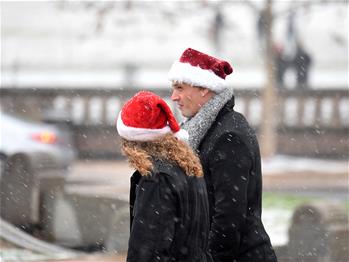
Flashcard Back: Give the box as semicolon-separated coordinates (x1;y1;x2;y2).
199;88;211;97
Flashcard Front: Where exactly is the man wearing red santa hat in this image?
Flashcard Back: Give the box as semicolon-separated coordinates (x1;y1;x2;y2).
117;91;213;262
169;48;277;262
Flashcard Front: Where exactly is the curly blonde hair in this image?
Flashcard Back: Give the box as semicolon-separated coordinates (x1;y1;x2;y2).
121;134;203;177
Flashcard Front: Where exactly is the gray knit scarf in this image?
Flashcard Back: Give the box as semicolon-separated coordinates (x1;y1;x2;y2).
182;88;234;150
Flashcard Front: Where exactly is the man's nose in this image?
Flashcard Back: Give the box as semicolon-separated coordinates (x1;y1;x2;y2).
171;91;178;101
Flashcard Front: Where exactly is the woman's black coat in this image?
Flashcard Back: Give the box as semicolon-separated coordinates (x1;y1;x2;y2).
198;98;277;262
127;159;213;262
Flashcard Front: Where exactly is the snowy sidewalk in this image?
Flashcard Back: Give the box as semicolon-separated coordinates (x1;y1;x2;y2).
66;155;348;192
262;155;348;175
262;155;348;190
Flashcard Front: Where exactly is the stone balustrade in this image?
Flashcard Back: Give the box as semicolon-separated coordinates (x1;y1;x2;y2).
1;87;348;158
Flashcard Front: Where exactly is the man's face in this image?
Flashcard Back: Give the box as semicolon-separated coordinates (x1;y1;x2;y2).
171;82;211;118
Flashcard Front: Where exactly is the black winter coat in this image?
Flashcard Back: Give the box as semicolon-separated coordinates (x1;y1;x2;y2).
198;98;277;262
127;159;213;262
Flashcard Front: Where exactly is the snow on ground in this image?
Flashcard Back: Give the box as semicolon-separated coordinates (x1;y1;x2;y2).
0;249;74;261
262;155;348;174
262;208;292;246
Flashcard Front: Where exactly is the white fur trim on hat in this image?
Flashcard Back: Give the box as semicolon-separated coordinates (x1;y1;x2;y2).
168;60;228;93
117;112;172;141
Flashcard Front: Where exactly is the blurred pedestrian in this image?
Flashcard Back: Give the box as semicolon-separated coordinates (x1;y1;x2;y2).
168;48;277;262
256;7;269;52
294;42;312;89
274;43;288;89
116;91;213;262
211;5;224;55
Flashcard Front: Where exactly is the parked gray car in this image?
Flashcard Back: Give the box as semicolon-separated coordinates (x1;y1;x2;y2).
0;111;76;226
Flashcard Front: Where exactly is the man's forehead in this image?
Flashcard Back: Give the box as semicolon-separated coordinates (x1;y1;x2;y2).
172;82;194;88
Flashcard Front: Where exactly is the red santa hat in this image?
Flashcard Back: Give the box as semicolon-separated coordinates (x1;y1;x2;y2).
116;91;188;141
168;48;233;93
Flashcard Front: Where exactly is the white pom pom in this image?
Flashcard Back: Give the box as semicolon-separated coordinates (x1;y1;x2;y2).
174;129;189;142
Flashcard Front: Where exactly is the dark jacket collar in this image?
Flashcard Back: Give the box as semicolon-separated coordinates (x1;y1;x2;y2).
222;96;235;112
131;158;176;180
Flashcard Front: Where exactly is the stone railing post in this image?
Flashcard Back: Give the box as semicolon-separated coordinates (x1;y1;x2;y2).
284;202;348;262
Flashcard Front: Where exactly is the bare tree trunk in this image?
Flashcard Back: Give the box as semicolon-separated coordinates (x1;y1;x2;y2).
260;0;278;158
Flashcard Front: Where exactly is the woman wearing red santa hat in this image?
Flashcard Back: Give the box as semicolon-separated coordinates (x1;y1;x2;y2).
116;91;213;262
